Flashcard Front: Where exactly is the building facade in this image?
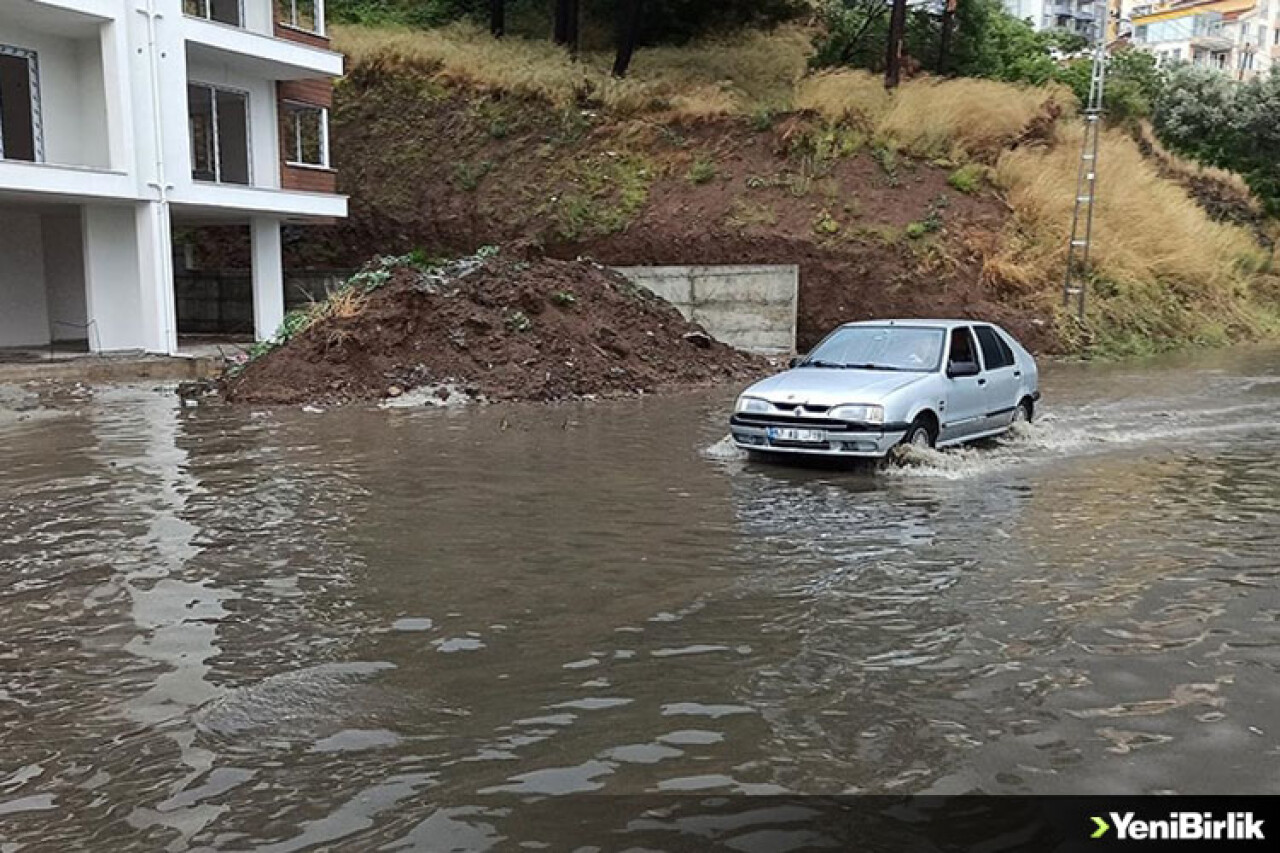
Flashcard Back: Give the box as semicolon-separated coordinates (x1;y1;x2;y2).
1003;0;1107;42
0;0;346;354
1130;0;1278;79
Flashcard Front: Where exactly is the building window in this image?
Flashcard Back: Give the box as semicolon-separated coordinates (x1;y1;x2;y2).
278;0;320;33
282;102;328;168
0;45;42;163
188;82;251;184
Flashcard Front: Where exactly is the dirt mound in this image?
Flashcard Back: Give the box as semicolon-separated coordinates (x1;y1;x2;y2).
222;251;766;405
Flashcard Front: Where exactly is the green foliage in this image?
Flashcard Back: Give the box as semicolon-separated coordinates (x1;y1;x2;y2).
948;163;985;194
687;156;718;185
505;310;533;332
1057;50;1165;125
329;0;805;46
810;0;1059;85
1153;66;1280;215
813;209;841;235
329;0;472;28
551;290;577;307
751;108;778;132
453;160;493;191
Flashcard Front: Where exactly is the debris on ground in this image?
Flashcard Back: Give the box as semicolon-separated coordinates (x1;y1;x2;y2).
221;247;767;406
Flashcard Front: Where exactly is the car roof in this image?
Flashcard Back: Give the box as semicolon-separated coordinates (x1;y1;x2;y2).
838;319;994;330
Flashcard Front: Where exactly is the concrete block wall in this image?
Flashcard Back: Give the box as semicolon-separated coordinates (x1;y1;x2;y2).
613;265;798;354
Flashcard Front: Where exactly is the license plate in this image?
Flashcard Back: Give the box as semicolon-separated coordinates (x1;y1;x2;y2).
768;427;826;444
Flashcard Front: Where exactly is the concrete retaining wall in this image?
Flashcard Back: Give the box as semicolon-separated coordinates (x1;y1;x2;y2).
613;265;797;353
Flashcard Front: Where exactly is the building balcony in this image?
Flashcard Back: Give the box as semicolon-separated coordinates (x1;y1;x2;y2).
0;159;137;204
182;14;342;80
169;180;346;222
1190;34;1235;51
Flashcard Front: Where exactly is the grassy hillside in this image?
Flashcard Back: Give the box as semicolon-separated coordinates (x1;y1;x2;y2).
306;23;1280;357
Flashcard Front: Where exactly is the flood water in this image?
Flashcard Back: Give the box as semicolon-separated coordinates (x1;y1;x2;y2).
3;347;1280;850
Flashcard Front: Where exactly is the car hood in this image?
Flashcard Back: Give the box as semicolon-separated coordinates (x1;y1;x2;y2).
742;368;929;406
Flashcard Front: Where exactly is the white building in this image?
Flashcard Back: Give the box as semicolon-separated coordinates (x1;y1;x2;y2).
0;0;346;354
1003;0;1107;41
1130;0;1278;79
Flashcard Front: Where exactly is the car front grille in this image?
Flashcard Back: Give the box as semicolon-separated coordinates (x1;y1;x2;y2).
732;413;858;431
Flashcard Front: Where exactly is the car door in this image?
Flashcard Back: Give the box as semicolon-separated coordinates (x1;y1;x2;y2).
973;325;1019;429
939;326;987;444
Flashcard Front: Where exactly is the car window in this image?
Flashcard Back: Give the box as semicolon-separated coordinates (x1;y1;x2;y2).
803;326;944;372
995;332;1016;367
973;326;1013;370
948;327;978;366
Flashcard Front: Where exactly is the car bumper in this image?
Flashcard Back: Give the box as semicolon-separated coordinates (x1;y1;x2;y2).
729;417;909;458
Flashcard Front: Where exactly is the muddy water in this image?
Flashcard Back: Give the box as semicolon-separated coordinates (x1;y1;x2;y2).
2;348;1280;849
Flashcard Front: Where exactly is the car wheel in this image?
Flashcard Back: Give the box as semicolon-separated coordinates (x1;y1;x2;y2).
1012;399;1033;424
903;418;935;450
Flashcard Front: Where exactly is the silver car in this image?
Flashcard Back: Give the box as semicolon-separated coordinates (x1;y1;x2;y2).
730;320;1040;458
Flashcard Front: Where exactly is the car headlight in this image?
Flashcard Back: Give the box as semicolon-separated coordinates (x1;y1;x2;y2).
735;396;771;414
830;404;884;424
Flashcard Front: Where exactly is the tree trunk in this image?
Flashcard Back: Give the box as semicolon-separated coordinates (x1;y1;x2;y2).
553;0;569;45
613;0;642;77
566;0;581;56
490;0;505;38
884;0;908;89
938;0;957;74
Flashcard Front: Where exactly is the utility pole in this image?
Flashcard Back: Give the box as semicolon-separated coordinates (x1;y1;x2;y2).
1062;4;1108;322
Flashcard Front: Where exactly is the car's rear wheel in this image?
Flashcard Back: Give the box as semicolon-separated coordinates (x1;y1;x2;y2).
903;417;936;450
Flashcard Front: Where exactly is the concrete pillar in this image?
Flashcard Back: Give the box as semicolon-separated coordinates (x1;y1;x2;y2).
251;217;285;342
0;213;51;347
137;202;178;355
82;202;174;354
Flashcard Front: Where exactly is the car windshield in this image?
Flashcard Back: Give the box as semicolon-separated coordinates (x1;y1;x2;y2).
801;326;945;372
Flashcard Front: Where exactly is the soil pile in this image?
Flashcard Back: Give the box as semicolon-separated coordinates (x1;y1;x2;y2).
222;250;767;405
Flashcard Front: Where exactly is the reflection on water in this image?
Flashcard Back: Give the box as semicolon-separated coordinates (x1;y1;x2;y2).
2;347;1280;848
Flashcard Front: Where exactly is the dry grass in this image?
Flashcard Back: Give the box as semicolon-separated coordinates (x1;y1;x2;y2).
796;72;1067;161
878;77;1070;160
992;125;1273;351
794;70;891;127
333;22;810;117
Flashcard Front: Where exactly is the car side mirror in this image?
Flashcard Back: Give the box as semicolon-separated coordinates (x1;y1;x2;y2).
947;360;980;378
788;356;800;368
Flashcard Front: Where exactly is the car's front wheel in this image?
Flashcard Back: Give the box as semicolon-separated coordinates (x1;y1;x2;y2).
902;417;936;450
1012;398;1033;424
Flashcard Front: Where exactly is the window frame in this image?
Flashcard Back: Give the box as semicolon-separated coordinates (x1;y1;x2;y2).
281;100;330;169
183;0;245;28
947;327;981;370
188;80;253;185
278;0;323;35
974;325;1015;370
0;44;44;163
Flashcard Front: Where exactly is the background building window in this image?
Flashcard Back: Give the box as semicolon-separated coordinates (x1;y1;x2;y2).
278;0;319;33
0;45;41;163
188;83;250;184
282;102;328;168
184;0;243;27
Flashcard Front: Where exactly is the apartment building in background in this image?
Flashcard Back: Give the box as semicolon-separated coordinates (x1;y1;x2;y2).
1003;0;1107;41
1129;0;1278;79
0;0;346;354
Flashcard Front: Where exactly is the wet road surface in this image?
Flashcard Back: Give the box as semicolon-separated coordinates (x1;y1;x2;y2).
2;347;1279;849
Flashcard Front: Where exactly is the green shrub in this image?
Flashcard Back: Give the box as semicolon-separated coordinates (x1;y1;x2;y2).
948;163;985;194
687;156;718;185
